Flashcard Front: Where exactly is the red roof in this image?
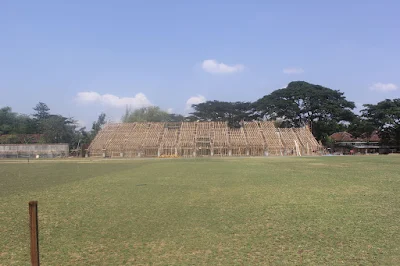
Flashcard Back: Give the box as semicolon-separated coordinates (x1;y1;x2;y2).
330;132;354;142
330;131;381;142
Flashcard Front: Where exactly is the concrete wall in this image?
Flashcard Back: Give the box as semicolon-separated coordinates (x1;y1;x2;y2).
0;144;69;157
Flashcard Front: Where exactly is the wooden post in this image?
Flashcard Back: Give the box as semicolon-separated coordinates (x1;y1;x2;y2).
29;201;40;266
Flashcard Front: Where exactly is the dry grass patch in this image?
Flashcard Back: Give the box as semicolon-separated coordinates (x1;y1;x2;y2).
1;156;400;265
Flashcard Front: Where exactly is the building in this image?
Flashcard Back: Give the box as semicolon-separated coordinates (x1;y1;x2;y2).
330;131;381;154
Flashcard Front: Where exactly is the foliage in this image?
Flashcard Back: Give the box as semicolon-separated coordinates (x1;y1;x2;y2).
191;100;256;127
122;106;184;123
0;107;37;135
0;107;18;134
346;116;376;139
91;113;106;135
254;81;356;141
362;99;400;146
0;103;87;148
39;115;78;145
311;120;348;143
32;102;50;120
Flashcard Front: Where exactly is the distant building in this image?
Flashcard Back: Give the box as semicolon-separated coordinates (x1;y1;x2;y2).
330;131;381;154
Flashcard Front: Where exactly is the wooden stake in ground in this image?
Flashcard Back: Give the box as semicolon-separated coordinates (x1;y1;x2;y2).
29;201;40;266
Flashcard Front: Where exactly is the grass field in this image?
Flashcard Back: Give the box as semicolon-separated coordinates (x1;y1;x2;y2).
1;156;400;265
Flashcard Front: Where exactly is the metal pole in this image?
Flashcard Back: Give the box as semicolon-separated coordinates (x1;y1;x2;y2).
29;201;40;266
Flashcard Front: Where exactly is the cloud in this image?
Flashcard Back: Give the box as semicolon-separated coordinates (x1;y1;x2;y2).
354;102;364;114
201;59;244;74
76;120;87;128
185;95;206;112
283;67;304;74
76;91;152;108
166;108;174;114
369;83;398;92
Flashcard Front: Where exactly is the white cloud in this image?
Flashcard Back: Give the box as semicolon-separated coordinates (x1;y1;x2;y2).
76;120;87;128
283;67;304;74
166;108;174;114
201;59;244;74
76;91;152;108
369;83;398;92
354;102;364;114
185;95;206;112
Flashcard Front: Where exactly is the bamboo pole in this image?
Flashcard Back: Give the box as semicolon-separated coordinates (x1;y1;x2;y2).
29;201;40;266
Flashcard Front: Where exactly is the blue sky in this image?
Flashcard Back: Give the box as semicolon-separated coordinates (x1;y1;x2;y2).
1;0;399;127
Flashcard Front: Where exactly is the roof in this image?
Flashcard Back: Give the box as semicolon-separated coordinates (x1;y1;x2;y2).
330;132;353;142
330;131;381;142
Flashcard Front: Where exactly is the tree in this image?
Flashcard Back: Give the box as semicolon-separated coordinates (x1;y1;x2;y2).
191;101;256;127
91;113;106;138
0;107;37;135
254;81;356;141
0;107;18;135
122;106;182;123
40;115;77;146
1;102;105;148
347;116;375;139
362;99;400;147
33;102;50;120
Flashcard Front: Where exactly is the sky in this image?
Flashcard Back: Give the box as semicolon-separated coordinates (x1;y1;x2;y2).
1;0;399;127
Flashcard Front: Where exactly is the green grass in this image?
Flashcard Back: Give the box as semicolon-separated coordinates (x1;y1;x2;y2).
1;156;400;265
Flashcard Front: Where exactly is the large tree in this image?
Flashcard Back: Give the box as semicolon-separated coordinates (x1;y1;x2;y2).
362;99;400;147
254;81;356;140
191;100;256;127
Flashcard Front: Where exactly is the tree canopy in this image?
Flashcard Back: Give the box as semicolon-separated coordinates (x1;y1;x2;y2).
33;102;50;120
0;103;98;148
190;101;256;127
0;107;37;135
362;99;400;146
122;106;184;123
254;81;356;140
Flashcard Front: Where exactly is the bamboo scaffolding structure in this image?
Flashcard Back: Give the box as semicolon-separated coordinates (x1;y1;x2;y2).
259;121;284;156
159;123;181;156
229;127;247;156
88;121;321;158
243;122;265;156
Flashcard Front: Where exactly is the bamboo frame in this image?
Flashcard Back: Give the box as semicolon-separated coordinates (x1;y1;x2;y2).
88;122;321;157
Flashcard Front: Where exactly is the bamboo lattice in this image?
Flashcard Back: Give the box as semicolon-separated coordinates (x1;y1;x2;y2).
88;121;321;157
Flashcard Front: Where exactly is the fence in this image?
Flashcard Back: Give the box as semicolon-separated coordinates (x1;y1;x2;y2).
0;144;69;159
